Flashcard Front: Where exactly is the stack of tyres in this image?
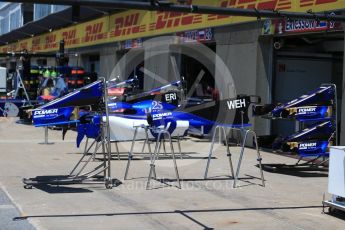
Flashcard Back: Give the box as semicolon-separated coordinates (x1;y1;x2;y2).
69;67;86;90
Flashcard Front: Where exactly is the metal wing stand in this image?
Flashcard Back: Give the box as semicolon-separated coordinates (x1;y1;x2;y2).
204;112;265;188
124;124;152;180
124;124;183;181
23;78;116;189
102;77;115;189
13;68;32;105
146;126;181;190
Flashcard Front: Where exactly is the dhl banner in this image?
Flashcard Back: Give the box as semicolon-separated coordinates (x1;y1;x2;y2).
1;0;344;53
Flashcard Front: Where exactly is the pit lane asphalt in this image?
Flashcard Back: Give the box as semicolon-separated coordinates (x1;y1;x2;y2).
0;187;35;230
0;117;344;229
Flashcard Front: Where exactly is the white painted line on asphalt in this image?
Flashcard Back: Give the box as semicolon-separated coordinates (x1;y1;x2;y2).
0;182;42;230
0;140;76;143
0;204;15;209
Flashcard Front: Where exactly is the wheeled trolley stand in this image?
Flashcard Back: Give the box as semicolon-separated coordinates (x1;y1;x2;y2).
23;78;116;189
204;125;265;188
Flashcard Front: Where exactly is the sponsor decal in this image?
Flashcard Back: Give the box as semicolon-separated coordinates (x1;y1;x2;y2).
110;12;145;37
62;29;80;46
108;103;117;107
83;22;108;43
297;107;316;114
299;142;317;150
31;37;41;52
121;38;143;50
20;41;28;50
154;11;202;30
272;12;342;35
177;28;213;43
152;112;173;120
285;19;334;32
33;109;59;118
44;34;58;50
32;107;74;126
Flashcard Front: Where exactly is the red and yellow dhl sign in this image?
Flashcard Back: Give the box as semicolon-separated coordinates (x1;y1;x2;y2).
0;0;343;53
215;0;340;11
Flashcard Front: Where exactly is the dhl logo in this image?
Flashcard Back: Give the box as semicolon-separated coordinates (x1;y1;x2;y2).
224;0;338;9
219;0;277;9
62;29;80;46
31;37;41;51
209;0;287;21
44;34;57;49
300;0;338;7
111;13;146;37
9;44;17;51
152;12;203;31
208;0;339;21
219;0;289;10
20;42;28;50
83;22;108;42
32;37;40;46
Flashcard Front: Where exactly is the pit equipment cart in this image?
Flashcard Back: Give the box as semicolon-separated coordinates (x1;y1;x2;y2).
323;146;345;213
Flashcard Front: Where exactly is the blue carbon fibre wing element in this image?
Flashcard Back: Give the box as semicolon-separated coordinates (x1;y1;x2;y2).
39;80;103;109
271;86;335;118
297;141;330;157
272;105;333;121
32;107;75;127
34;120;80;127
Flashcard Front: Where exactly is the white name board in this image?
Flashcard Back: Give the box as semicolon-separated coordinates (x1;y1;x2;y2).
0;67;6;93
329;147;345;197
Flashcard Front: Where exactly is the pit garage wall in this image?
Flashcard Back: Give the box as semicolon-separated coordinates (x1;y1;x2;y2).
132;21;273;135
214;21;272;136
143;37;178;90
69;45;119;80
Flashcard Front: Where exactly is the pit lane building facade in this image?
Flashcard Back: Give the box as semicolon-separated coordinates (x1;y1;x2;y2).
0;0;344;143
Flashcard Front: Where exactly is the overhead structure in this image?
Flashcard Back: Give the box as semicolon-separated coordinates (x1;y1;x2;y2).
2;0;345;22
0;52;55;58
